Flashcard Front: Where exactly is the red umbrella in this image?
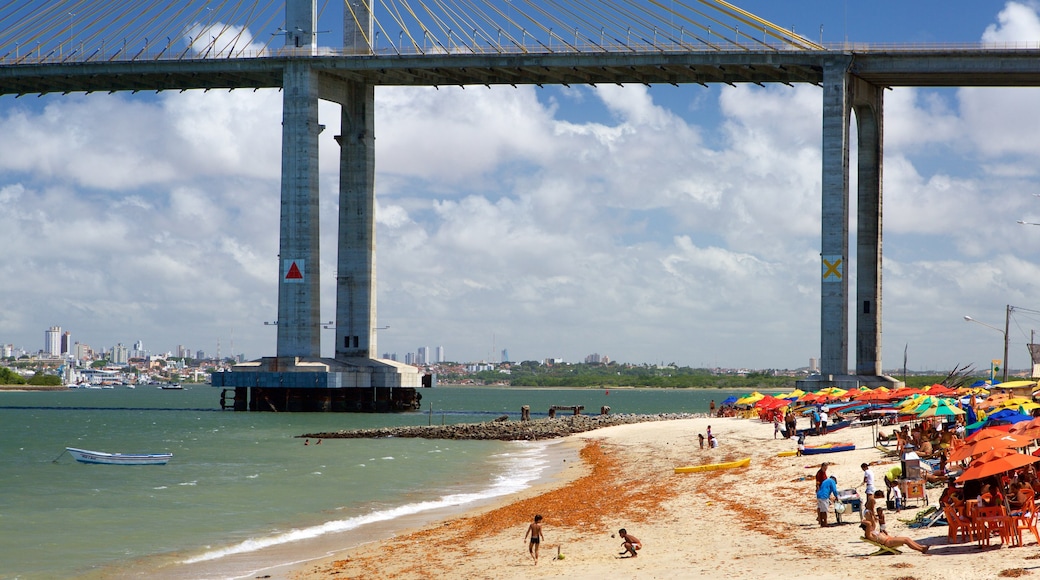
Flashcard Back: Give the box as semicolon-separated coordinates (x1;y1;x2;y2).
956;451;1040;482
926;384;957;396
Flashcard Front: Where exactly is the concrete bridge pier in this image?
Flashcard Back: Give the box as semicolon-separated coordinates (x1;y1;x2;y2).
211;0;420;411
798;58;902;392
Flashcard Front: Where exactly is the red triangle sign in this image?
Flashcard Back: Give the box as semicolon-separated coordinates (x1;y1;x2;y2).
285;262;303;280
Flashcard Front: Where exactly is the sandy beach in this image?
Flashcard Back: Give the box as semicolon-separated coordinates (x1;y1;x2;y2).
275;413;1040;580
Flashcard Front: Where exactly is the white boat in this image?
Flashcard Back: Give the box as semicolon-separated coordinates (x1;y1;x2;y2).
65;447;173;466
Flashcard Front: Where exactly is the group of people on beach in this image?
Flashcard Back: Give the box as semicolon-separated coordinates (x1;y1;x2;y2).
697;424;719;448
524;516;641;564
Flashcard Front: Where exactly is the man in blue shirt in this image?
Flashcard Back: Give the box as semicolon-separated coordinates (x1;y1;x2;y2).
817;475;841;527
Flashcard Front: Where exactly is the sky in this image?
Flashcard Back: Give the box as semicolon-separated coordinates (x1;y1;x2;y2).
3;1;1040;372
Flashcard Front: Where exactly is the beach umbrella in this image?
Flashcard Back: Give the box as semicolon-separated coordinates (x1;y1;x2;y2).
979;393;1013;409
735;392;764;405
919;399;965;418
754;395;780;408
996;380;1038;390
948;432;1035;462
1016;403;1040;414
926;384;957;396
968;427;1016;442
720;396;738;406
910;396;941;414
1010;417;1040;435
987;408;1032;424
956;451;1040;483
855;389;892;403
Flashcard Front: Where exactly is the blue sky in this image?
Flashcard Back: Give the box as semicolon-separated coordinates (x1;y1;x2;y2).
3;1;1040;373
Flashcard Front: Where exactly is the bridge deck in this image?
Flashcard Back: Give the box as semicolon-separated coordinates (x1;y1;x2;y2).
5;49;1040;96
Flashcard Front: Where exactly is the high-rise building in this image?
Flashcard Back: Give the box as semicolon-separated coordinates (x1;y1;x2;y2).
404;352;416;365
112;343;129;365
44;326;61;356
501;349;509;363
417;346;429;366
74;342;93;361
435;346;445;363
61;331;72;355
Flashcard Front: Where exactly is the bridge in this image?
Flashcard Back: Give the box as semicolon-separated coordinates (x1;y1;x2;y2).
5;0;1040;408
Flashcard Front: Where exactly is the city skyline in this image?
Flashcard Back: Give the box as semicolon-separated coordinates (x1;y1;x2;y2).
3;2;1040;372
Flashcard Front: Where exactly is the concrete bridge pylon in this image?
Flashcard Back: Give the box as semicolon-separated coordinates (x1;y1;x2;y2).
212;0;421;412
798;56;902;393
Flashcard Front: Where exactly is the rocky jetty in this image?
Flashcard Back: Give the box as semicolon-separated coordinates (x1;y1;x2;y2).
300;413;697;441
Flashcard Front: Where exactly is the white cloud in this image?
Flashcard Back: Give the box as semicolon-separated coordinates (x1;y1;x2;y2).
3;3;1040;373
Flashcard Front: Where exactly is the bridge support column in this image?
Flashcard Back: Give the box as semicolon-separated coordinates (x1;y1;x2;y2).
334;80;377;359
852;77;884;379
818;57;851;380
276;61;322;358
802;59;901;391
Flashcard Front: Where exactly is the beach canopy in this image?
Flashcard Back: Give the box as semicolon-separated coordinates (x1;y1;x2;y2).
996;380;1038;390
956;450;1040;482
925;384;957;396
721;396;738;405
949;432;1034;462
1009;418;1040;441
918;398;964;417
735;392;765;405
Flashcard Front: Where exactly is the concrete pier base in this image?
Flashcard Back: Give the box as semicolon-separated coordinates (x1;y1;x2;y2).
795;374;904;392
212;357;423;412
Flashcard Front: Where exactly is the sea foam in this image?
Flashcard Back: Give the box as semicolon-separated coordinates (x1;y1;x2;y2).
181;440;555;564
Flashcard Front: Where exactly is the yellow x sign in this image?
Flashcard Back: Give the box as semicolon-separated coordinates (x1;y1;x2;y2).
822;256;843;281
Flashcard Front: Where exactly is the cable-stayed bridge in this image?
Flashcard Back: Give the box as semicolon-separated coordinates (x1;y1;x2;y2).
4;0;1040;408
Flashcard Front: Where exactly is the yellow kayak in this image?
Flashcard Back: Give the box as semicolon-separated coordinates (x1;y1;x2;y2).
777;450;797;457
674;457;751;474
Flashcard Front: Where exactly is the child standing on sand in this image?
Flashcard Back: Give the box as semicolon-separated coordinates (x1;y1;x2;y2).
525;515;544;564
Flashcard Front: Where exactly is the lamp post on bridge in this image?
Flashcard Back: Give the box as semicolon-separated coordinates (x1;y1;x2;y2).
964;305;1011;383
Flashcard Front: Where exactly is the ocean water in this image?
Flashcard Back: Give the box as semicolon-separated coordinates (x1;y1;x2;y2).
0;385;743;578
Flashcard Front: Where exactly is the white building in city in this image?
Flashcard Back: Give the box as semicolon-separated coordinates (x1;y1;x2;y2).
45;326;61;356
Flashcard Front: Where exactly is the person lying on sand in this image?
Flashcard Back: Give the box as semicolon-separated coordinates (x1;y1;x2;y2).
860;519;929;554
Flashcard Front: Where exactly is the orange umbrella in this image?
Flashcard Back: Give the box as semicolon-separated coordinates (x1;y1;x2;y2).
948;432;1034;462
1011;417;1040;432
956;451;1040;482
966;426;1013;442
1010;417;1040;439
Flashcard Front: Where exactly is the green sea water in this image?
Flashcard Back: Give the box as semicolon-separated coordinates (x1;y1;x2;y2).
0;385;744;578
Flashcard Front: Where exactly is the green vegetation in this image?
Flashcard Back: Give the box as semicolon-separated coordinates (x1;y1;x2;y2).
27;373;62;386
0;367;26;385
442;362;798;389
439;361;977;391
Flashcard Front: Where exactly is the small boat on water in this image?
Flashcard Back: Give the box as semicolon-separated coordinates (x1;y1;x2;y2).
65;447;173;466
674;457;751;474
801;442;856;456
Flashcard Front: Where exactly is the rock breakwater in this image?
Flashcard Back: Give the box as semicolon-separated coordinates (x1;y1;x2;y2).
300;413;698;441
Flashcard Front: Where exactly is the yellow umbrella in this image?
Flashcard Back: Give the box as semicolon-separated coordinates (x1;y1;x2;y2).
999;397;1034;409
735;392;764;405
898;394;928;409
997;380;1037;390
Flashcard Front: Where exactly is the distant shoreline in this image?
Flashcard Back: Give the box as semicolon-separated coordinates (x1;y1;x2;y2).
0;384;68;391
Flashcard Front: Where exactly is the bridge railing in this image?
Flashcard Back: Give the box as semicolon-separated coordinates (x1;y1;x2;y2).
4;40;1040;67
